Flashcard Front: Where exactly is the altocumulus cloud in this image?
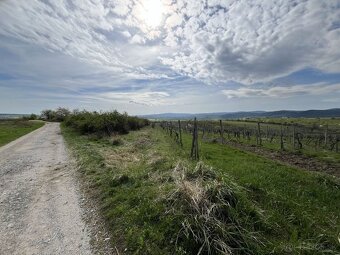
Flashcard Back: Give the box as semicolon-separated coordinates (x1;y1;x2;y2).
0;0;339;113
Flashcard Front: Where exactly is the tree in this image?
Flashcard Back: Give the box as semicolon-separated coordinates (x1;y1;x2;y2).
55;107;71;121
40;109;54;120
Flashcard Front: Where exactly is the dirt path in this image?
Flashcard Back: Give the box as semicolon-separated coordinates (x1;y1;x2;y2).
0;123;92;255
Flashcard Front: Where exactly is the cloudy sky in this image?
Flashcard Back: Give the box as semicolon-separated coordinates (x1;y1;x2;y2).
0;0;339;114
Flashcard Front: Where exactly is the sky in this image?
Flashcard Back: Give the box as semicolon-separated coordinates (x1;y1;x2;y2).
0;0;339;115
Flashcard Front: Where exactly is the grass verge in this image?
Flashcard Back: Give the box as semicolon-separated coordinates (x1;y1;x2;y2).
62;125;340;254
0;120;44;146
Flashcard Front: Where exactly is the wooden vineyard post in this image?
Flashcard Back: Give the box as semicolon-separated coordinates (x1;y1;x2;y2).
336;135;339;153
280;124;284;150
219;120;224;144
292;125;296;150
257;122;262;146
324;124;328;148
169;122;173;137
191;117;199;160
255;128;258;145
202;121;206;139
178;120;183;147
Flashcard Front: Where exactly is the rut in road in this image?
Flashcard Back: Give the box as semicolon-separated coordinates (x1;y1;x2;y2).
0;122;92;255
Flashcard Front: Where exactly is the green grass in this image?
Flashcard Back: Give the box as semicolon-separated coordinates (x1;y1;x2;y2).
181;131;340;253
62;125;340;254
0;120;45;146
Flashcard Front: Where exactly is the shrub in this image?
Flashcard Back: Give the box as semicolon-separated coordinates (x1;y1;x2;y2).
40;107;71;122
64;110;149;135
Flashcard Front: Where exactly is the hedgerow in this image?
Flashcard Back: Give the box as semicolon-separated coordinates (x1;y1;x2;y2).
64;110;149;135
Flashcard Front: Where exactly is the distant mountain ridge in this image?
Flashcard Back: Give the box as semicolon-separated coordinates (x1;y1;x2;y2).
140;108;340;120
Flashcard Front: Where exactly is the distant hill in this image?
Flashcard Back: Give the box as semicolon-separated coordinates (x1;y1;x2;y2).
141;108;340;120
0;114;29;119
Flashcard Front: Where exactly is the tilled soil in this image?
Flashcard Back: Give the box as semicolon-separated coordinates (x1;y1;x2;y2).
222;139;340;178
0;123;93;255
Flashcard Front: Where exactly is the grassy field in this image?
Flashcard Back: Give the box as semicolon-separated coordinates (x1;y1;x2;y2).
62;124;340;254
0;120;45;146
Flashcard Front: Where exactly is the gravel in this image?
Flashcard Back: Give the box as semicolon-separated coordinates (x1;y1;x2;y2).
0;123;93;255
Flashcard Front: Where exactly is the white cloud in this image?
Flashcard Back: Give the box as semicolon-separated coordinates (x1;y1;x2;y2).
96;91;170;106
130;34;146;44
222;83;340;99
121;31;132;38
160;0;340;84
0;0;339;87
0;0;167;80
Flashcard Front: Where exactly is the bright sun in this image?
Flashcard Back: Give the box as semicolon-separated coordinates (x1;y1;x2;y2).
140;0;164;28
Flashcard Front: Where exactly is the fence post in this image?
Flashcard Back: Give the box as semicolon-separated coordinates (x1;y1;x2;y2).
219;120;224;144
191;117;199;160
257;122;262;146
292;125;296;150
324;124;328;147
178;120;183;147
202;121;206;139
280;124;284;150
169;121;173;137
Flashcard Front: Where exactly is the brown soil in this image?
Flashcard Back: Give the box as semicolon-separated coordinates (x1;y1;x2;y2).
215;139;340;178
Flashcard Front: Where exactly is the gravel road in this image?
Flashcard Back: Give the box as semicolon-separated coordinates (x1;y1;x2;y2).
0;122;92;255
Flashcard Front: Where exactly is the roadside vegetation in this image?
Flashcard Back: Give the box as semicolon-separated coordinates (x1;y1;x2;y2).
40;107;71;122
0;119;44;147
62;119;340;254
64;110;149;136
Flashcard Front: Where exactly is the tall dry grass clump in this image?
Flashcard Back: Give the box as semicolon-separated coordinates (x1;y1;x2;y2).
168;162;265;255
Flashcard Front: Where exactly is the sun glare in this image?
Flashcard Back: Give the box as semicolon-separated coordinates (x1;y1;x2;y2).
140;0;164;28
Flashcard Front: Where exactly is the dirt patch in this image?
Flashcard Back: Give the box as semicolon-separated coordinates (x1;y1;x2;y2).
102;149;141;169
221;140;340;178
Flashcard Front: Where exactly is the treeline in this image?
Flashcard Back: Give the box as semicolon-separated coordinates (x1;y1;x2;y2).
22;107;71;121
37;107;149;135
40;108;71;122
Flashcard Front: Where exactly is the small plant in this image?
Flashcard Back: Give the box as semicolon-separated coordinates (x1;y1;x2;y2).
112;138;123;146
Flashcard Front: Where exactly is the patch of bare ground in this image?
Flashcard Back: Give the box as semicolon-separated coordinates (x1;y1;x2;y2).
220;139;340;177
205;139;340;177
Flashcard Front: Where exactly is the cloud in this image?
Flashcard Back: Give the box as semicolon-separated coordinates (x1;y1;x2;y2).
160;0;340;84
130;34;146;44
0;0;339;86
0;0;170;80
95;91;170;106
222;83;340;98
0;0;340;114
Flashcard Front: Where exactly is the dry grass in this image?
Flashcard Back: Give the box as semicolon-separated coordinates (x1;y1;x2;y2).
168;162;264;255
